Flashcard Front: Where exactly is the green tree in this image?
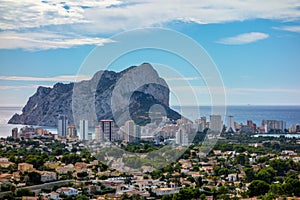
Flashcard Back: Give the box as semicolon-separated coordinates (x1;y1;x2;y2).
256;167;277;184
178;187;200;199
282;177;300;196
218;168;229;176
151;169;162;179
25;155;45;169
200;193;206;200
244;167;255;182
161;194;172;200
28;171;41;185
218;186;228;194
2;193;14;200
0;184;11;191
15;188;35;197
248;180;270;197
195;176;203;187
76;195;89;200
77;171;88;180
235;154;249;166
269;159;292;176
213;166;221;176
262;192;278;200
61;154;82;164
269;183;283;195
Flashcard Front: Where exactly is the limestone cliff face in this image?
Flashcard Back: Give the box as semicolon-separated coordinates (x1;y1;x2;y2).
9;63;181;127
9;83;73;126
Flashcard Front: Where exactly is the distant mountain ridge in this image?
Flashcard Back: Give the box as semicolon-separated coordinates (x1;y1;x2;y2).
8;63;181;127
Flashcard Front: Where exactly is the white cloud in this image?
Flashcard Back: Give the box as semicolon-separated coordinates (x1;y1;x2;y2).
1;1;300;33
276;25;300;33
217;32;269;45
0;0;299;50
164;77;200;81
0;32;114;50
172;86;224;95
228;87;300;94
0;0;122;30
0;84;52;90
0;75;91;82
80;0;300;33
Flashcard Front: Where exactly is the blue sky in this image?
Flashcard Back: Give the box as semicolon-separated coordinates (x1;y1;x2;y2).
0;0;300;106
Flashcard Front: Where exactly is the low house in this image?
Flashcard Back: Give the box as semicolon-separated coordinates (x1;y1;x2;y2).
281;150;297;156
74;162;88;172
0;161;14;168
0;158;9;162
56;164;74;174
21;197;38;200
39;171;57;182
153;188;180;196
187;171;201;179
90;160;99;166
0;173;12;183
44;161;59;169
18;163;34;172
85;185;101;195
134;180;151;191
49;191;60;200
102;178;124;188
101;193;122;200
200;165;214;175
213;150;222;155
56;187;78;196
226;174;238;182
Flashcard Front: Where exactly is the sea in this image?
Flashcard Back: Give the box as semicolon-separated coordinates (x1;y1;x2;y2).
0;105;300;138
0;107;58;138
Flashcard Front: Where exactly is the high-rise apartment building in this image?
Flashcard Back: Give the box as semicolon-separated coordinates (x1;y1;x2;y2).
95;125;102;142
262;120;286;132
100;120;114;142
209;115;223;132
124;120;135;142
12;128;18;139
133;125;141;141
88;132;93;141
247;120;253;127
80;120;88;141
176;128;189;146
67;125;77;137
57;115;68;137
124;120;141;142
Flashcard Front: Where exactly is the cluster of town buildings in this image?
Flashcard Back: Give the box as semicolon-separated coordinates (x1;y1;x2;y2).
11;114;300;147
0;159;57;187
0;135;299;200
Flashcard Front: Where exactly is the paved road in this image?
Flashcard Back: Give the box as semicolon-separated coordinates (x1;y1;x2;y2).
0;179;74;198
21;179;74;190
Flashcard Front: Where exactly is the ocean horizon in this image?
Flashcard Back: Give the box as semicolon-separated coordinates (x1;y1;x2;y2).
0;105;300;138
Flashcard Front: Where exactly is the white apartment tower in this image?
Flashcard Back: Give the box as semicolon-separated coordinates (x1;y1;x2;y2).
195;116;207;132
124;120;134;142
57;115;68;137
176;128;189;146
209;115;223;132
124;120;141;142
80;120;88;141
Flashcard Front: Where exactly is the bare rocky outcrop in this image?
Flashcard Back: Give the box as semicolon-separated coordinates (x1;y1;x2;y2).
8;63;181;127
